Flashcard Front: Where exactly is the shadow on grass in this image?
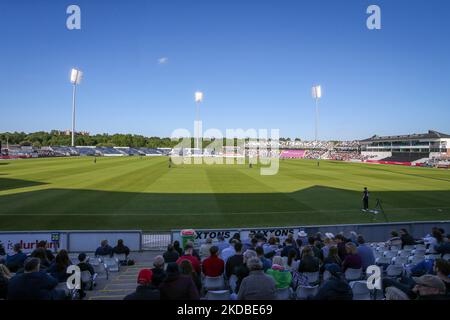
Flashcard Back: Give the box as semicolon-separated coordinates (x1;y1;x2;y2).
0;185;449;230
0;178;47;191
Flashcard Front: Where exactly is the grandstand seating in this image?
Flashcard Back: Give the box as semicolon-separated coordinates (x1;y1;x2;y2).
2;227;449;301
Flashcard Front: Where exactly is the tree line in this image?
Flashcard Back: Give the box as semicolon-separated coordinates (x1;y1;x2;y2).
0;131;301;148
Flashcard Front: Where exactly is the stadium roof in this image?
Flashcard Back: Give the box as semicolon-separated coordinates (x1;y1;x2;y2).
360;130;450;142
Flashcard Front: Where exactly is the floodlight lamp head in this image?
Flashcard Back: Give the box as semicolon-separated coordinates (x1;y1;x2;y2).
70;68;83;85
195;91;203;103
312;85;322;99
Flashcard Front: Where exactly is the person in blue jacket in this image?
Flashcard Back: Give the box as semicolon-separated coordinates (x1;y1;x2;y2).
6;243;28;273
8;257;65;300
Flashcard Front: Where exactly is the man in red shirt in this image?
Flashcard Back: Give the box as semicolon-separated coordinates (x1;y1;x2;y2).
202;246;225;277
176;243;201;274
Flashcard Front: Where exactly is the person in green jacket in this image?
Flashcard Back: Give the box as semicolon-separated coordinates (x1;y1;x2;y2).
266;256;293;289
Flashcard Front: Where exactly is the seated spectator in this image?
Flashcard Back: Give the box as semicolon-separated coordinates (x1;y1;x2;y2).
356;236;375;271
159;262;200;300
322;246;342;270
176;243;201;274
95;240;113;257
151;256;167;287
334;234;347;261
297;230;308;245
321;237;333;259
434;234;450;255
410;258;435;277
124;269;160;300
31;241;55;262
308;236;323;261
48;250;72;283
0;264;12;299
5;243;27;273
163;244;179;263
225;242;243;279
0;243;5;257
173;241;183;257
30;247;51;270
424;228;443;249
180;259;202;293
341;242;362;272
221;240;237;263
313;263;353;300
286;249;299;272
235;250;257;293
202;246;224;277
281;238;299;258
412;274;448;300
77;253;95;276
263;237;279;258
298;246;320;273
216;235;229;254
266;256;292;289
385;286;410;300
237;257;276;300
434;259;450;295
386;231;402;248
77;253;95;298
113;239;130;260
255;246;272;272
399;228;416;248
7;258;64;300
199;238;213;260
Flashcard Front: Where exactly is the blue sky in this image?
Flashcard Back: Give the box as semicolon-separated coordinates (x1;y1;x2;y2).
0;0;449;140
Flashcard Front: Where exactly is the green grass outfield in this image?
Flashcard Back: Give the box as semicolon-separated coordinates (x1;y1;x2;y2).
0;156;449;231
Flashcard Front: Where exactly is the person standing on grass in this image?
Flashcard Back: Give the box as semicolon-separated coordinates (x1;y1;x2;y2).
362;187;369;211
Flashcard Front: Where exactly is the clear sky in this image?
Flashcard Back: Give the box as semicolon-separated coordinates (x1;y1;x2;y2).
1;0;449;140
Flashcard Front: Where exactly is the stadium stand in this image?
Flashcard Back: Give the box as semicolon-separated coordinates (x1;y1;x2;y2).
381;152;430;163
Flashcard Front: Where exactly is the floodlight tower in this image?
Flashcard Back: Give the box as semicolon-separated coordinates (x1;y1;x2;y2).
194;91;204;151
70;68;83;147
311;85;322;142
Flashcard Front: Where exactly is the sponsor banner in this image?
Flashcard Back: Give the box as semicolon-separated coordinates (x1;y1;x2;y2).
171;227;300;248
0;232;68;254
172;229;240;247
365;160;412;166
241;228;299;242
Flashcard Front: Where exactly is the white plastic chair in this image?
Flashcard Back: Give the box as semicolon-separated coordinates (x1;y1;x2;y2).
350;281;371;300
403;245;415;251
393;256;408;265
376;256;392;266
383;251;397;259
204;276;225;291
398;250;412;258
228;275;238;292
102;257;120;272
275;287;291;300
113;253;127;262
206;290;231;300
303;271;320;285
425;254;441;260
408;256;424;266
93;261;109;280
344;268;362;281
413;249;426;256
296;285;319;300
415;244;426;250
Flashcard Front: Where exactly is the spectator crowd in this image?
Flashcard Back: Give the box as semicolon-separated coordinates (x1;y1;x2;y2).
1;227;449;300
